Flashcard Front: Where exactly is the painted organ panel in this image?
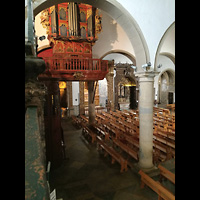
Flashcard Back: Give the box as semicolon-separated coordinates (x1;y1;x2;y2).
41;3;102;43
38;3;108;81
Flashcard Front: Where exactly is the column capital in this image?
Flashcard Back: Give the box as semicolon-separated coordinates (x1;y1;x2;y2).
135;71;159;82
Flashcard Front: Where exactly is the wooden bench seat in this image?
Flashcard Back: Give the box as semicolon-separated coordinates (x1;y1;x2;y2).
97;120;120;139
96;136;128;173
167;104;175;111
81;123;96;143
110;121;126;133
139;170;175;200
158;164;175;184
153;140;175;161
154;126;175;141
112;138;138;161
119;132;139;149
92;124;110;141
71;115;81;128
80;115;89;123
153;134;175;149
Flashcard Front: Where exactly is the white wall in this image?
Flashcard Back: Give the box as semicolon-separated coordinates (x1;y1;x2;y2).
160;25;175;56
115;0;175;68
92;10;135;59
35;12;49;49
154;55;175;99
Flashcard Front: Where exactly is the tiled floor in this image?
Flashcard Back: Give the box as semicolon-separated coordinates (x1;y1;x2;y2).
49;118;175;200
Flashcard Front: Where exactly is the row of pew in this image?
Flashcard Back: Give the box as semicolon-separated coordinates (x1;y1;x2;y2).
72;113;139;172
97;108;175;164
152;107;175;164
71;107;175;171
71;110;175;199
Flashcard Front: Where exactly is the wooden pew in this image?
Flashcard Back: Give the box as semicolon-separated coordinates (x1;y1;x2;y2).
97;110;175;165
153;134;175;149
112;138;138;161
96;136;128;173
92;123;110;141
71;115;81;128
167;104;175;111
80;114;89;123
158;164;175;184
153;140;174;161
139;170;175;200
81;123;96;143
155;126;175;141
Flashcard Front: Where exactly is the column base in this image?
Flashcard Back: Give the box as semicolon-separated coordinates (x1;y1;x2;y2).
133;162;159;177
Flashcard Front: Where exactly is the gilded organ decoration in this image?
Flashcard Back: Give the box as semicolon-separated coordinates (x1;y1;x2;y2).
73;72;84;79
40;3;102;43
40;9;50;34
95;9;102;40
38;3;108;82
50;6;58;34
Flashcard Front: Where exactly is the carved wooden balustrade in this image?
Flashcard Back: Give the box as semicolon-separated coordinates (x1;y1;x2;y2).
39;57;108;81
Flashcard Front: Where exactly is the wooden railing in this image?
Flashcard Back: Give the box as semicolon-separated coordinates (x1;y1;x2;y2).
43;57;108;72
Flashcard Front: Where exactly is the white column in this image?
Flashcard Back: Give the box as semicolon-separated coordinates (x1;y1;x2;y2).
72;81;80;116
135;71;158;169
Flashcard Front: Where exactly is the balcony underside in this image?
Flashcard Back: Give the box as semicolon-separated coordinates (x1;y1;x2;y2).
38;70;108;81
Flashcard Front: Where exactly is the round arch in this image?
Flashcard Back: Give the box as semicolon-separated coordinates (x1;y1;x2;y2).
157;68;175;83
100;50;136;65
160;52;175;65
154;22;175;71
32;0;149;71
156;68;175;104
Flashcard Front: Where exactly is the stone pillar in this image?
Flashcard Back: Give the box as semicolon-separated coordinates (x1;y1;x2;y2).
25;0;49;198
67;82;73;116
25;37;49;200
88;81;95;125
79;81;85;115
106;60;115;111
135;71;158;169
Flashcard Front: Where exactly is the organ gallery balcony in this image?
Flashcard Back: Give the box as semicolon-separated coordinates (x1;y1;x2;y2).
38;57;108;81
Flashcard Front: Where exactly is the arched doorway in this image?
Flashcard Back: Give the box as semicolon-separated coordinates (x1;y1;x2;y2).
157;69;175;104
100;51;137;110
114;63;137;110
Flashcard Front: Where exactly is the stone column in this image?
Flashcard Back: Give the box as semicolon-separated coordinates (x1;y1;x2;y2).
67;82;73;116
135;71;158;169
25;0;49;198
88;81;95;125
106;60;115;111
79;81;85;115
25;35;49;200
